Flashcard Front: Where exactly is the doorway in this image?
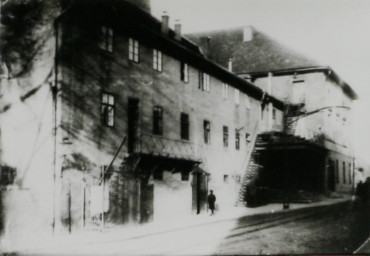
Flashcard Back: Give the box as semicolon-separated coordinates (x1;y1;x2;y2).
192;170;208;214
61;169;86;233
128;98;140;154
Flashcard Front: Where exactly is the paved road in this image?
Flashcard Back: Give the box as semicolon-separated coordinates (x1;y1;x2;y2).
22;200;370;255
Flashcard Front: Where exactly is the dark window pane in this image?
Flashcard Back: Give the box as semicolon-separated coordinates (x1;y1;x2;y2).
153;106;163;135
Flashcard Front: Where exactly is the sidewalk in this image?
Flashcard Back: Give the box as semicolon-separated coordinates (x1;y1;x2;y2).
18;196;351;253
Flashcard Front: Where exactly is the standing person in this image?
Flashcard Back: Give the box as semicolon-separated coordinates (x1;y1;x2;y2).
207;190;216;216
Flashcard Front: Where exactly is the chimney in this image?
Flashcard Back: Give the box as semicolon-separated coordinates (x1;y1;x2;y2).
228;58;233;72
243;26;253;42
161;11;169;34
200;36;211;56
174;19;181;41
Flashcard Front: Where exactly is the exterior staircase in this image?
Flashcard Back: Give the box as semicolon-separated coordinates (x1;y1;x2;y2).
236;122;263;206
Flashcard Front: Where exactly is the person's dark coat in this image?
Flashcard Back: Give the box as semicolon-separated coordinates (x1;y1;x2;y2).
207;194;216;210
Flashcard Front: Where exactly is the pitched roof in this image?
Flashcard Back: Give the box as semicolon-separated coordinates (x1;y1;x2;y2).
185;26;320;74
186;26;357;100
55;2;285;109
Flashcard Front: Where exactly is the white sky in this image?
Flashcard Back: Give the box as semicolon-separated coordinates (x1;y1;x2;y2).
151;0;370;163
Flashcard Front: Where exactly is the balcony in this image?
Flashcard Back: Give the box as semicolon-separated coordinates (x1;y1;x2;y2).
135;133;202;162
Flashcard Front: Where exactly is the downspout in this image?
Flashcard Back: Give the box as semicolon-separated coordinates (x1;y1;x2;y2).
51;18;59;235
51;0;73;235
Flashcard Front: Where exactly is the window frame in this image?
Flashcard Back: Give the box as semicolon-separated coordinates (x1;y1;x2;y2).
203;120;211;144
199;72;210;91
153;106;163;135
222;83;229;99
181;62;189;83
223;126;229;148
153;49;163;72
180;112;190;140
235;129;240;150
99;26;113;52
101;92;115;127
245;95;250;109
128;37;139;62
342;161;346;184
348;163;352;184
234;88;240;105
335;160;339;183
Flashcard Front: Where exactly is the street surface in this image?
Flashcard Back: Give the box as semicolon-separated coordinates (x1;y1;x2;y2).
21;200;370;255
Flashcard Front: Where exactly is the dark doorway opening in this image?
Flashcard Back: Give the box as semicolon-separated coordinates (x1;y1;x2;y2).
128;98;140;153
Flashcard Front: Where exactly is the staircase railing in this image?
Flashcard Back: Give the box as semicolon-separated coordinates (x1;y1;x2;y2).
236;120;260;205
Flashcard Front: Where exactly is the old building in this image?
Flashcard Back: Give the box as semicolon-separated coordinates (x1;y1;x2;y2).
187;26;357;202
0;0;285;250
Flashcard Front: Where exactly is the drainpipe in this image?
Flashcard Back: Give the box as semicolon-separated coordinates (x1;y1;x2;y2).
51;19;59;235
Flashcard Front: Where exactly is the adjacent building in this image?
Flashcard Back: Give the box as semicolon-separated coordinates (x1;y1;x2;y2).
187;26;357;202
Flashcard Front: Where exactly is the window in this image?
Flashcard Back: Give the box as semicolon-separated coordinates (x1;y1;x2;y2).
235;129;240;150
153;106;163;135
199;72;210;91
181;170;189;181
99;26;113;52
348;163;352;184
342;161;346;184
245;95;250;109
246;133;251;144
181;62;189;82
223;126;229;148
335;160;339;183
223;174;229;183
222;83;228;99
235;174;241;184
273;108;276;120
234;88;240;105
180;113;189;140
128;38;139;62
153;49;162;71
204;120;210;144
101;92;115;127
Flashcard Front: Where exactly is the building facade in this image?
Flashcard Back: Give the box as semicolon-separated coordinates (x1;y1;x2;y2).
187;26;357;200
0;0;284;250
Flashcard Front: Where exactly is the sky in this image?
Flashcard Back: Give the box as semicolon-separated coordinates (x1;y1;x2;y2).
151;0;370;163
